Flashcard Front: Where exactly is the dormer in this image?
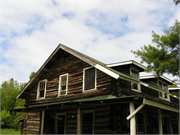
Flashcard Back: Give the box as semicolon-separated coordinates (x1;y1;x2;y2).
107;60;146;92
140;75;174;101
169;87;180;97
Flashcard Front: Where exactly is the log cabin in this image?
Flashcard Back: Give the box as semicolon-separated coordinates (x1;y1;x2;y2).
13;44;179;134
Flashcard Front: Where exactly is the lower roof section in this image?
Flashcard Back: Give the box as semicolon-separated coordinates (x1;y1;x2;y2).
11;93;178;113
11;94;141;112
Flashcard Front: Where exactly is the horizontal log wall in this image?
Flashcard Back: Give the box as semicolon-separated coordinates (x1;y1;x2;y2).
25;112;41;134
141;85;159;98
141;79;158;86
41;103;129;134
170;95;179;104
162;110;179;134
66;109;77;134
138;105;159;134
137;104;179;134
110;65;130;75
27;53;112;106
81;103;129;134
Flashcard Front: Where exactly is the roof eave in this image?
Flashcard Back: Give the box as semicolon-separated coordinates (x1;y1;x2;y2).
140;75;174;85
17;44;62;99
107;60;146;71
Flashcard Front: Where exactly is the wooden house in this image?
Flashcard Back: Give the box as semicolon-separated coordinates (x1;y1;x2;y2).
169;87;180;98
13;44;179;134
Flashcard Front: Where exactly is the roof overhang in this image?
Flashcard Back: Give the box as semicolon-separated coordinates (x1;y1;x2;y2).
169;88;180;91
107;60;146;72
12;94;142;112
127;98;179;120
144;98;179;113
140;75;174;85
140;82;166;93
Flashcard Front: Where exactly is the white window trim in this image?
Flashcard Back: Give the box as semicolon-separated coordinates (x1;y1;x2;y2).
55;113;66;134
58;73;68;96
130;67;141;92
83;67;97;91
157;80;170;101
36;79;47;100
81;110;95;134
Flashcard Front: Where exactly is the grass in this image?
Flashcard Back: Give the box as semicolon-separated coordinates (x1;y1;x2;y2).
1;129;21;135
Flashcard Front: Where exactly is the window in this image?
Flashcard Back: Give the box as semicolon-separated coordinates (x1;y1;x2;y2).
37;79;47;99
83;67;96;91
131;69;140;91
158;81;162;88
55;113;66;134
81;111;94;134
163;84;168;99
59;74;68;96
158;81;170;101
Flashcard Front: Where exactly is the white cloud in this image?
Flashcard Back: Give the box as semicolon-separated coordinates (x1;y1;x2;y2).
0;0;179;85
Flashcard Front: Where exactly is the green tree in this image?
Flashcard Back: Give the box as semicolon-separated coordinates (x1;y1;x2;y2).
131;20;179;78
1;78;26;129
174;0;180;5
168;83;178;88
1;109;11;127
1;71;36;129
29;71;36;80
1;78;20;110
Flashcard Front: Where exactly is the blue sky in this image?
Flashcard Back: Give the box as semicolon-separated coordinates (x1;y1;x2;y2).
0;0;179;85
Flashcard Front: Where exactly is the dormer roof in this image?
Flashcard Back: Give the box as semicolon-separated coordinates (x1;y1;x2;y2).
169;88;180;91
107;60;146;72
140;75;174;85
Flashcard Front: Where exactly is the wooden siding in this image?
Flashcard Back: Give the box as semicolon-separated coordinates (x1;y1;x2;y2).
42;103;129;134
135;104;159;134
141;85;159;98
27;53;111;106
22;112;41;134
170;96;179;104
110;65;130;75
141;78;158;86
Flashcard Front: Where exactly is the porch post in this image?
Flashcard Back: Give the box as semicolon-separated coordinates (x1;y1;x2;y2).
129;102;136;135
41;110;45;135
158;109;163;134
178;114;180;134
77;105;81;134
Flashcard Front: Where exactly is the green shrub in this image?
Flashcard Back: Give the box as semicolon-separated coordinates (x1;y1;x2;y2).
1;109;12;128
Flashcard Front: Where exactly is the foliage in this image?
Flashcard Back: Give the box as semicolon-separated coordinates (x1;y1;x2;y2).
1;109;25;129
168;83;178;88
1;128;21;134
131;20;179;78
1;78;20;110
29;71;36;80
1;78;26;129
1;109;11;127
174;0;180;5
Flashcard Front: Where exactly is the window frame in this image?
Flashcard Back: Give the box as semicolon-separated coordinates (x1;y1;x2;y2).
81;110;95;134
83;67;97;91
55;113;66;134
162;115;173;134
157;80;170;101
58;73;68;96
36;79;47;99
130;67;141;92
